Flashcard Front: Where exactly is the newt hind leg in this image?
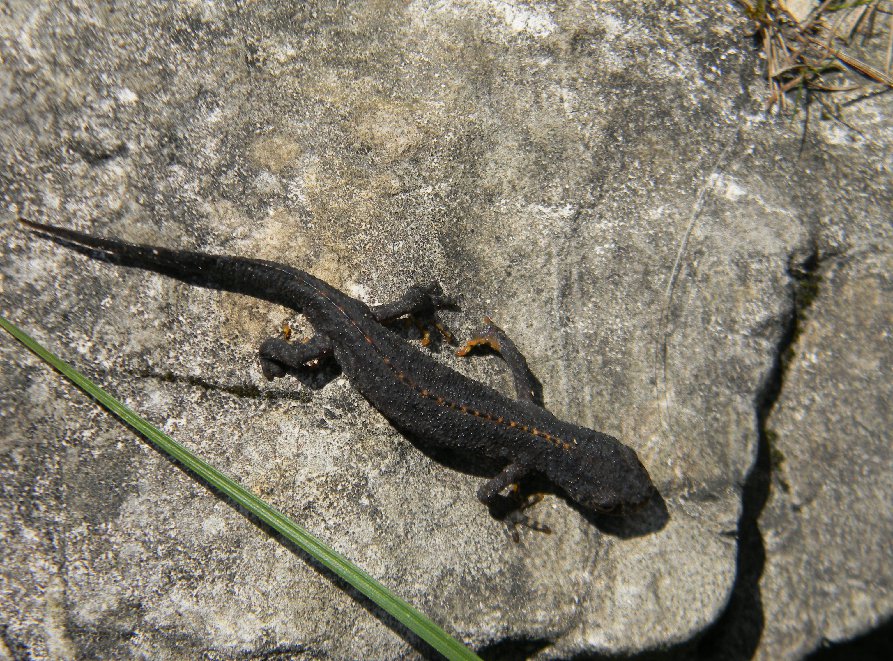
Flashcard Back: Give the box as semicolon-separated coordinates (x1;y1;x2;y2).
457;317;543;406
259;334;333;380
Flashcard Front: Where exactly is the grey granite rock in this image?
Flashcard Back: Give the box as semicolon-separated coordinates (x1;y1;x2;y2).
758;254;892;661
752;82;893;659
0;1;889;659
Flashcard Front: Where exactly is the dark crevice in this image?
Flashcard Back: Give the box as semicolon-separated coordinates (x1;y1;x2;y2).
568;642;700;660
202;641;321;660
0;620;29;661
478;636;551;660
70;140;129;166
806;615;893;660
693;247;821;660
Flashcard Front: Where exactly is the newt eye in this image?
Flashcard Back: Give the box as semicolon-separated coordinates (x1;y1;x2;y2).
595;493;652;516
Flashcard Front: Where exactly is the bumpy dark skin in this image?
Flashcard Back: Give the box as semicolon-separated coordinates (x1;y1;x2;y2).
23;220;656;516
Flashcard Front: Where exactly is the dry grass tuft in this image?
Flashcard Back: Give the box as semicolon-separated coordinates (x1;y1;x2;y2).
738;0;893;112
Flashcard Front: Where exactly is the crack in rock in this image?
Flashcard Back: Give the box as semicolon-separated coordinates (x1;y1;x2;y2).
693;247;822;660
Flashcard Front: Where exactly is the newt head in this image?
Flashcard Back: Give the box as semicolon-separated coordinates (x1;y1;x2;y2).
544;431;655;515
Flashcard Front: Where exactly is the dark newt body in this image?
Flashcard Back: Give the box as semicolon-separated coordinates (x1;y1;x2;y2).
23;220;655;515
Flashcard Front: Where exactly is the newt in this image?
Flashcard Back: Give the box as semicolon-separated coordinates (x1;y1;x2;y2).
22;220;655;516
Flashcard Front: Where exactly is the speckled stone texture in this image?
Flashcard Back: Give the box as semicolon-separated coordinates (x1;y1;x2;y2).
758;254;892;660
1;1;890;659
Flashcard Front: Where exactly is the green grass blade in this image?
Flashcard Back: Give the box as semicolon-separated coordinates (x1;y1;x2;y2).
0;313;482;661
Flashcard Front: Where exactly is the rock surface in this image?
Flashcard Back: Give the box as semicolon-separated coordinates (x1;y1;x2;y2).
752;88;893;659
759;254;892;660
0;1;889;659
